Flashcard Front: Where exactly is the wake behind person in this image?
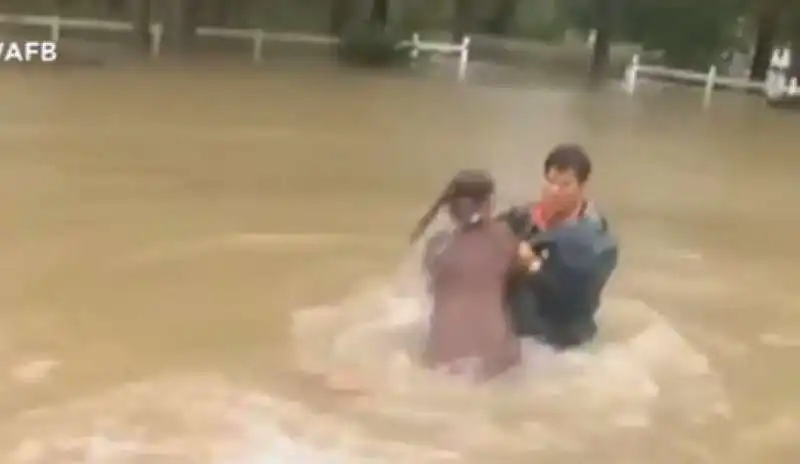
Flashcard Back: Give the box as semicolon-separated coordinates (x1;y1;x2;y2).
410;170;521;381
500;144;618;349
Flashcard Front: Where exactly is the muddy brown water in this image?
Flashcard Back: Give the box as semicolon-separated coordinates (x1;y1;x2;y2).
0;61;798;463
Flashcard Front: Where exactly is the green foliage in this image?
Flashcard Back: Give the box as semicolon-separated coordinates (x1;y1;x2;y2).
552;0;750;69
628;0;748;69
777;2;800;43
556;0;593;33
513;18;569;42
7;0;800;76
337;20;405;67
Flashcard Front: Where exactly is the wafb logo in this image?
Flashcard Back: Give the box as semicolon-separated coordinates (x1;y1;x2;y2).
0;41;58;63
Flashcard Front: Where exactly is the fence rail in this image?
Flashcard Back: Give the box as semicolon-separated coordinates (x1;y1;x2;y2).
0;14;472;80
622;54;770;108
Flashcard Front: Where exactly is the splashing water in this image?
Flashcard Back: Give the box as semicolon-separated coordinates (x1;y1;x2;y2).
0;232;729;463
290;239;730;458
1;374;390;464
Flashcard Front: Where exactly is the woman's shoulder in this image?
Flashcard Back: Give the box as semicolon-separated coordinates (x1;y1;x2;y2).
425;230;451;247
487;220;519;257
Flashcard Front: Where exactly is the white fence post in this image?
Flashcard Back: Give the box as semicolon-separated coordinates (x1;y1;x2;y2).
410;33;420;60
405;32;470;81
703;65;717;108
50;15;60;41
457;36;470;81
149;23;162;57
766;46;792;100
586;29;597;49
252;29;264;63
624;54;639;94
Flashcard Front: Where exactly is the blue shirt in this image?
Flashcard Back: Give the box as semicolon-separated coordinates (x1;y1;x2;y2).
500;202;619;335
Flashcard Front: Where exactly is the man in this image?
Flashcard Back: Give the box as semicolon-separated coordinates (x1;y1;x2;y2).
498;144;618;349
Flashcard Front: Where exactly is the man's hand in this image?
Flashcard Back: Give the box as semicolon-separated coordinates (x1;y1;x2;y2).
517;242;541;272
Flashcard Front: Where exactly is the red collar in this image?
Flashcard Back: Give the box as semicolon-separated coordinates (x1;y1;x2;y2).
532;201;587;230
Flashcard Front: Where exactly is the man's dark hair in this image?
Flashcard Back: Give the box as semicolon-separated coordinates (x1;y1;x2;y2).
543;144;592;183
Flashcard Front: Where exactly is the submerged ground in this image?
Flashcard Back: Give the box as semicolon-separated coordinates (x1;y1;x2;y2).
0;61;798;463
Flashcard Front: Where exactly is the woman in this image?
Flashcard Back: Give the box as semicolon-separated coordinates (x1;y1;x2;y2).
410;170;521;381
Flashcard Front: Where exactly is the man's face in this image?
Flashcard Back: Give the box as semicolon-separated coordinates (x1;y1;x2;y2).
540;167;585;214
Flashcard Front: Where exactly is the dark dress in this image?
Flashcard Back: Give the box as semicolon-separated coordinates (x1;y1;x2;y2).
423;221;521;380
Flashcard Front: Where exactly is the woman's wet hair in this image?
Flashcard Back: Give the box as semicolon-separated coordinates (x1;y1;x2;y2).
544;144;592;183
410;170;495;243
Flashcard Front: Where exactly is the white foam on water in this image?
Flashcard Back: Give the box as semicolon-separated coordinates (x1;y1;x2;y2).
0;229;730;463
759;332;800;348
113;233;391;268
0;374;394;464
291;242;730;455
9;359;59;384
0;326;59;389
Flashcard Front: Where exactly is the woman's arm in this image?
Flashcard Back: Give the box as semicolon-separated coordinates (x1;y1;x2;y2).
422;231;450;273
422;231;451;294
494;205;534;239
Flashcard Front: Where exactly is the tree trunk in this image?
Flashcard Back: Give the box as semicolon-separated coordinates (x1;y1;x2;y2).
749;1;783;80
330;0;352;34
370;0;389;25
51;0;64;16
791;26;800;78
589;0;613;84
129;0;151;53
109;0;127;17
486;0;517;35
161;0;200;54
452;0;474;43
209;0;226;27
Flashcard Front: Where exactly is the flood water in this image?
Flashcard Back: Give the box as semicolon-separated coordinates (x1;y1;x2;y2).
0;61;798;463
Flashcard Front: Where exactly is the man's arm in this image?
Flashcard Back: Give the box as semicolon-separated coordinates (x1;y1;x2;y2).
531;226;618;320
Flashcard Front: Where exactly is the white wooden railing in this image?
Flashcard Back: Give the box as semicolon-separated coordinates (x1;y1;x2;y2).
0;14;472;80
622;54;770;108
408;32;470;80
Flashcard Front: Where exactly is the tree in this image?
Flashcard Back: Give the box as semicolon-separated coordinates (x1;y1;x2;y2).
330;0;352;34
452;0;475;43
589;0;613;83
630;0;746;69
371;0;389;25
484;0;518;35
337;0;405;67
749;0;788;80
128;0;151;53
783;1;800;76
160;0;200;54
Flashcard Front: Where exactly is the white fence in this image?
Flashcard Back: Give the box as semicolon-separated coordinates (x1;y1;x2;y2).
764;47;799;102
0;14;471;80
408;32;470;80
623;54;766;108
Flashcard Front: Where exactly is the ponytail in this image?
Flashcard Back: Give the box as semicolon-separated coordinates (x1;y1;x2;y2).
409;170;495;244
409;182;453;244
